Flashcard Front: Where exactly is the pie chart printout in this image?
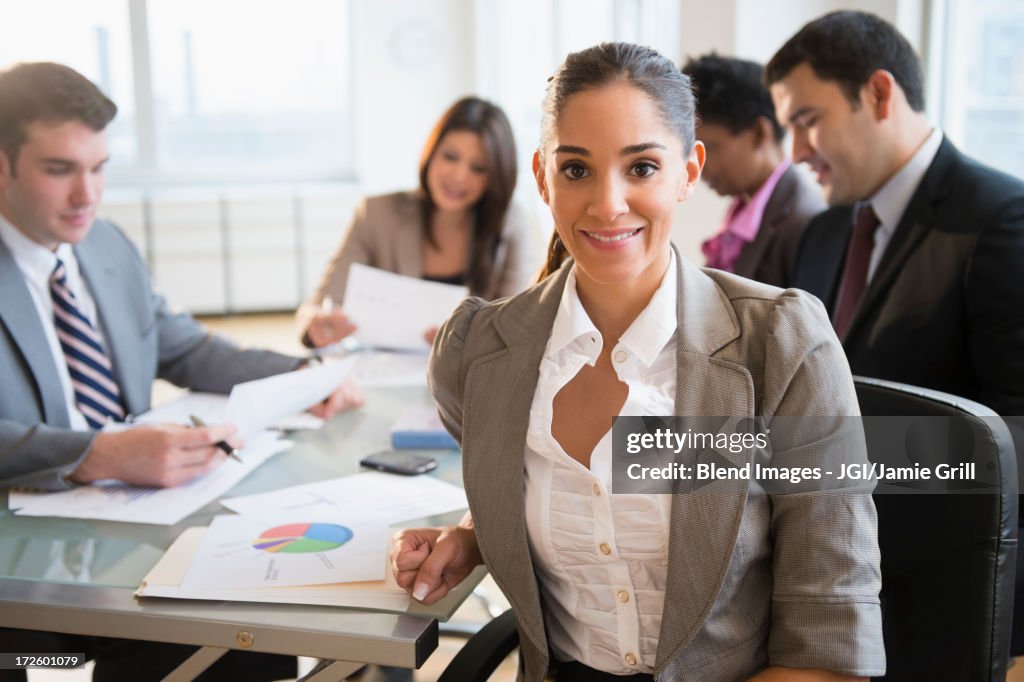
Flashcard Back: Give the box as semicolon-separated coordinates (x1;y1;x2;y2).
252;522;353;554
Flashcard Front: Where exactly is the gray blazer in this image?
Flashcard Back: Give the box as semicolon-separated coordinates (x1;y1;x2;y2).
429;251;885;681
732;164;825;288
0;219;299;491
297;190;539;330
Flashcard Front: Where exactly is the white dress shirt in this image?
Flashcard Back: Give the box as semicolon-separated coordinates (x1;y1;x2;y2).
524;252;678;674
0;215;104;430
865;127;944;282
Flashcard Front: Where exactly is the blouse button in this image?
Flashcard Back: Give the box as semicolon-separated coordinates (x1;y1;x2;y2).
599;543;612;556
617;589;630;603
624;652;638;666
592;483;601;496
614;350;627;363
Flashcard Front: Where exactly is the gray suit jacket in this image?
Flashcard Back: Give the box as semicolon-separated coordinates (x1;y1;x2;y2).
429;251;885;681
297;190;539;331
732;164;825;288
0;219;299;490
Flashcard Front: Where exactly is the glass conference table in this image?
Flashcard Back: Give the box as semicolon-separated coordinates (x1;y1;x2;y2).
0;386;481;681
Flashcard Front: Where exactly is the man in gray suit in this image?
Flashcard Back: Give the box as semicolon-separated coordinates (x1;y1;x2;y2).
683;53;825;288
0;62;362;493
0;62;361;680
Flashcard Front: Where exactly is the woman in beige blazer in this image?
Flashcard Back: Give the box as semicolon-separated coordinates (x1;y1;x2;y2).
392;44;884;681
297;96;538;347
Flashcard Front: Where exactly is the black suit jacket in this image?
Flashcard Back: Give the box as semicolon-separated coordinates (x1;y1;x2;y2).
732;164;826;288
793;137;1024;417
793;136;1024;670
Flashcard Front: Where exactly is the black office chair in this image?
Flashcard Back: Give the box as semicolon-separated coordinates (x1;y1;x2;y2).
854;376;1018;681
437;609;518;682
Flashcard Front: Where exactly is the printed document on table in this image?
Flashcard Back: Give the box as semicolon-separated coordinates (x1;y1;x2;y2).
137;527;413;611
342;263;468;351
8;361;354;521
181;513;390;589
11;432;292;524
221;471;468;525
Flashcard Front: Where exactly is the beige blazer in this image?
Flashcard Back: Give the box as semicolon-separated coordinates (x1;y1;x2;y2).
429;250;885;681
297;190;539;333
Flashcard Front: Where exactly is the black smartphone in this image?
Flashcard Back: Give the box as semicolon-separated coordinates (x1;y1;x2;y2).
359;450;439;476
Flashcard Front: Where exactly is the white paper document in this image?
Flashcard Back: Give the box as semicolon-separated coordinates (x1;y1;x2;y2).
133;392;231;425
181;513;390;588
12;432;292;524
342;263;468;351
127;358;356;436
136;527;413;611
225;356;358;438
221;471;468;525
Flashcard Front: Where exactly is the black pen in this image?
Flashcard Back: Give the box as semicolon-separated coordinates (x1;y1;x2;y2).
188;414;243;463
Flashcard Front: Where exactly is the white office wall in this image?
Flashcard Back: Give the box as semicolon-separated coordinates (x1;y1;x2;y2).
350;0;477;195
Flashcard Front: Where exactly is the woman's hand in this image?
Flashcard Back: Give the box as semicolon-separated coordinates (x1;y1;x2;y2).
391;524;482;605
305;309;357;348
422;326;440;345
307;379;365;419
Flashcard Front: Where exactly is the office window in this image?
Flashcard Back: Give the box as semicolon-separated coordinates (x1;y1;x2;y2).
933;0;1024;179
0;0;137;164
0;0;353;184
147;0;352;179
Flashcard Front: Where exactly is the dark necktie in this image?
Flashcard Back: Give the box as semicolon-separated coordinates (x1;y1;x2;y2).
833;203;881;338
50;259;125;429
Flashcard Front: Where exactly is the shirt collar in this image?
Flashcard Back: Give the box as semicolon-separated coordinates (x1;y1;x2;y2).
546;250;678;368
619;250;677;367
0;213;78;287
547;267;601;360
869;128;943;238
726;159;792;242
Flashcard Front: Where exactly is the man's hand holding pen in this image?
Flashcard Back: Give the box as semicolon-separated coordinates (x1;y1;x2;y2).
70;422;245;488
189;414;243;463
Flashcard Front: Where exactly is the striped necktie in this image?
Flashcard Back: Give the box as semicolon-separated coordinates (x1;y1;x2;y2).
50;259;125;429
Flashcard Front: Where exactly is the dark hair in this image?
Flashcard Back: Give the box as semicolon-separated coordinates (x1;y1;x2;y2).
682;53;784;142
764;11;925;112
537;42;697;280
0;62;117;171
418;96;517;297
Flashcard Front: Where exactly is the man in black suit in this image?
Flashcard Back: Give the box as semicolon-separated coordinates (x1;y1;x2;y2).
766;9;1024;675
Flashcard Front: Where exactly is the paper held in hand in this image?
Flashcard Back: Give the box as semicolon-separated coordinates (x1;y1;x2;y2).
342;263;468;351
225;355;359;438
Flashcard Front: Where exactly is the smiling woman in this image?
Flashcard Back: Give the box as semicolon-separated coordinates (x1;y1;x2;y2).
392;42;885;682
533;81;702;322
295;96;539;349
